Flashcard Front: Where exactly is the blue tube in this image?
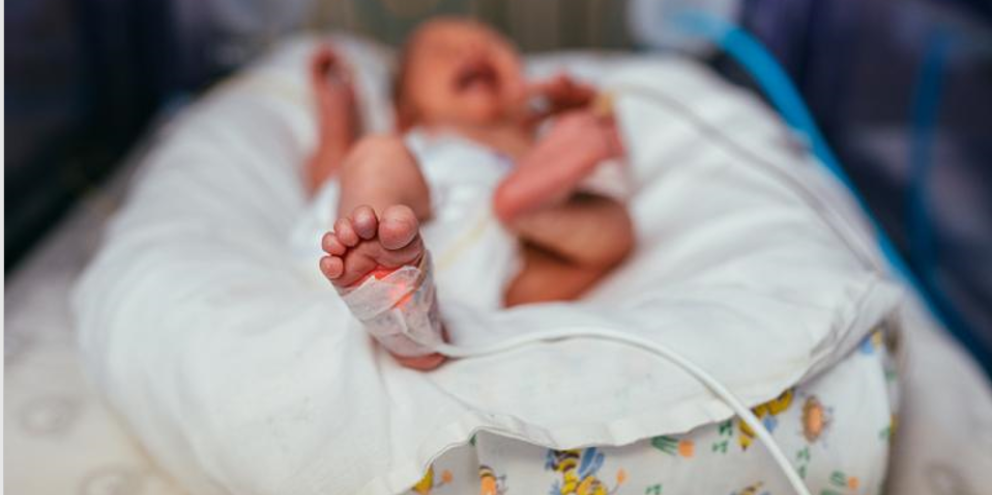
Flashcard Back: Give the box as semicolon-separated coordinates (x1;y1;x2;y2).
908;31;951;290
672;12;851;188
671;11;990;372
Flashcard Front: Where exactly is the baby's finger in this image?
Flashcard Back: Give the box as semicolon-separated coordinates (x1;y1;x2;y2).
600;118;625;159
311;45;338;77
524;74;565;97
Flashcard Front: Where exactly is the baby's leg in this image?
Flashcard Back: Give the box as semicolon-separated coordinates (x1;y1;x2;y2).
306;45;360;193
493;111;630;305
319;136;444;370
504;245;616;306
335;136;432;220
503;194;634;306
508;193;633;269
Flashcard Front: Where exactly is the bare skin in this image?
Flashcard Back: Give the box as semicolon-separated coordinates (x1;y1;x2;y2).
310;18;634;369
306;47;359;194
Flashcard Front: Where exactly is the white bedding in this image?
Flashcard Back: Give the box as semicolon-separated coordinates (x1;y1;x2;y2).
61;35;992;495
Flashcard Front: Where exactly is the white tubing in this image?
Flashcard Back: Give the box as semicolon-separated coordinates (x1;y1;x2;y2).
428;328;811;495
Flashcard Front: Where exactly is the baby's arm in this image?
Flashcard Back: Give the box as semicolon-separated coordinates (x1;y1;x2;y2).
306;46;360;193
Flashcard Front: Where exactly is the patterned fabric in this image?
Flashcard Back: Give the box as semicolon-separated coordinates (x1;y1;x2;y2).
406;331;897;495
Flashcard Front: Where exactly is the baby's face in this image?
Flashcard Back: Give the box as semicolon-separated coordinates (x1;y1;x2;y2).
397;19;525;128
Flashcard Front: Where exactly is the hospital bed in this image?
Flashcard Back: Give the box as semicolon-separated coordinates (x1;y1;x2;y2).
6;2;992;494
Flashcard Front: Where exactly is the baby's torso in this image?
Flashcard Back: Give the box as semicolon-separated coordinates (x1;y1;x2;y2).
432;122;534;160
403;129;523;310
404;128;514;202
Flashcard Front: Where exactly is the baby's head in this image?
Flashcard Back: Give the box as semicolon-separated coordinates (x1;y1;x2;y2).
393;17;525;130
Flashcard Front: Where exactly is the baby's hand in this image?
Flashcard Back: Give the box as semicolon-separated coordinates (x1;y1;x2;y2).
543;109;625;164
525;73;597;122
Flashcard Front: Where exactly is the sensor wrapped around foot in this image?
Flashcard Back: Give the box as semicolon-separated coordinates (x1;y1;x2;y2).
338;252;443;357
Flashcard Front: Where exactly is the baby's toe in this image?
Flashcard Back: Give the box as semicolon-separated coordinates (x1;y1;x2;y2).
319;256;344;280
378;205;420;250
333;217;359;247
321;232;347;255
350;205;379;240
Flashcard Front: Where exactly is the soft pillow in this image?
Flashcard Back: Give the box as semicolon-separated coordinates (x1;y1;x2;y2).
75;35;901;495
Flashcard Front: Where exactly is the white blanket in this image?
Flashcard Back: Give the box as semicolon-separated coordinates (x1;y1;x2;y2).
74;36;907;495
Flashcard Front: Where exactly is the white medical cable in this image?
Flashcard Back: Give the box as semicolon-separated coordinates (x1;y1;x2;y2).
603;84;885;274
426;327;811;495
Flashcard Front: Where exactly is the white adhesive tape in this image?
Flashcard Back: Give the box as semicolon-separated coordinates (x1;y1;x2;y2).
339;253;444;357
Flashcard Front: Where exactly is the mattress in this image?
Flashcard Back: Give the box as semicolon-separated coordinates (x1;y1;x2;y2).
4;157;185;495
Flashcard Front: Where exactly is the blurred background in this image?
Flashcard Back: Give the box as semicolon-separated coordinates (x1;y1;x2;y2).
5;0;991;368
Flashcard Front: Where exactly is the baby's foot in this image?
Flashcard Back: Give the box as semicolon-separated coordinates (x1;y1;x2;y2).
493;110;623;222
319;204;446;370
319;204;423;287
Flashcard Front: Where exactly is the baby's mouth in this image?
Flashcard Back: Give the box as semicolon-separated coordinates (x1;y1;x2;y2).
454;59;500;94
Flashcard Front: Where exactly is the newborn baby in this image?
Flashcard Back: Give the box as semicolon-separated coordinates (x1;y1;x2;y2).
309;18;634;369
